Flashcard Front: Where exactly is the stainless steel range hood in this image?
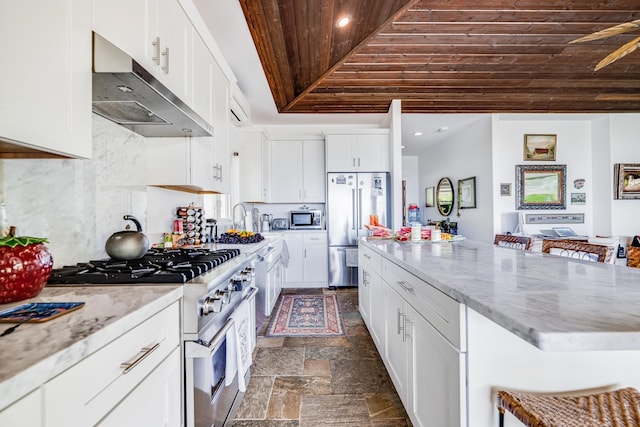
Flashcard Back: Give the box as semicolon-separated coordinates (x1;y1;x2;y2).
92;33;212;137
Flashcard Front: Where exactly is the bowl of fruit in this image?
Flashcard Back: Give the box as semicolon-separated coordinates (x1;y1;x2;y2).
216;230;265;244
0;229;53;304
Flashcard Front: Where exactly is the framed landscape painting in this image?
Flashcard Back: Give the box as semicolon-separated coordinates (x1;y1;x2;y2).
515;164;566;210
614;163;640;200
523;134;556;161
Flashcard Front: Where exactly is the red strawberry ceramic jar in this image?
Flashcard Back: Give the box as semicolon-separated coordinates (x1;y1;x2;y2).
0;235;53;304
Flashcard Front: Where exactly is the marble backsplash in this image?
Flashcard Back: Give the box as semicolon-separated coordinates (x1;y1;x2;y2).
0;116;149;266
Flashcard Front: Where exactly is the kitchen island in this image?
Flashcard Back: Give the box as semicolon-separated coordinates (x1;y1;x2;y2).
359;237;640;427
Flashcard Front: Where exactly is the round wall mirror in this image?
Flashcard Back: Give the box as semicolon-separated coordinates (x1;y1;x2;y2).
436;177;455;216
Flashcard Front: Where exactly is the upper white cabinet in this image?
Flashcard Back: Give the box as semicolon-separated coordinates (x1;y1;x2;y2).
0;0;92;158
326;133;389;172
270;140;325;203
239;131;271;203
209;56;231;194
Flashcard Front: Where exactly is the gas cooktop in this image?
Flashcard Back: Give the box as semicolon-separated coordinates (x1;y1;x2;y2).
47;248;241;285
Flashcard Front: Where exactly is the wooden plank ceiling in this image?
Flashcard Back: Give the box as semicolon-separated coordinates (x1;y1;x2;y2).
239;0;640;114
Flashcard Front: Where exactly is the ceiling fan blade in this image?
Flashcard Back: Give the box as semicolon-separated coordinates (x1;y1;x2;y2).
570;19;640;43
594;36;640;71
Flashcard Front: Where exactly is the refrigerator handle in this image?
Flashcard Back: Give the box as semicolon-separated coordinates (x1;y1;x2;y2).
351;189;357;230
358;188;363;231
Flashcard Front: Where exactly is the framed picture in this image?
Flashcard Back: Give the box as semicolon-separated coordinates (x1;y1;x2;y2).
500;183;511;196
523;134;557;161
571;192;586;205
458;176;476;209
425;186;435;207
515;164;566;210
614;163;640;200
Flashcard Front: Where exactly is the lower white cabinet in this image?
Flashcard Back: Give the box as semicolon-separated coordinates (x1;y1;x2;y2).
98;347;181;426
376;255;467;427
283;231;328;287
358;245;384;351
407;305;466;427
44;302;181;427
0;389;42;427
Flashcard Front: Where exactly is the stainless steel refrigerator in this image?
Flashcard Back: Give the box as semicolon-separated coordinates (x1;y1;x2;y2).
327;172;390;287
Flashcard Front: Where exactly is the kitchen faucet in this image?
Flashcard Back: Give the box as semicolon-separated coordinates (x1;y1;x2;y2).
232;203;247;230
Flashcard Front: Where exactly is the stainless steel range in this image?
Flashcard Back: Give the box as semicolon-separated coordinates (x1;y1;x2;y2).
47;246;263;427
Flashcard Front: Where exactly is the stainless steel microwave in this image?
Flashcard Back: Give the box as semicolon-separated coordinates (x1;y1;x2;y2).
289;209;323;229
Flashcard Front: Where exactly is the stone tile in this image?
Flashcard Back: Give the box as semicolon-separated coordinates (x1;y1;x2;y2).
273;376;332;395
283;337;328;347
235;376;275;420
299;394;371;427
326;336;350;347
267;391;300;419
342;313;365;326
252;347;305;376
303;359;330;376
365;393;409;421
346;324;370;337
258;337;285;348
370;419;412;426
331;358;394;394
232;420;300;426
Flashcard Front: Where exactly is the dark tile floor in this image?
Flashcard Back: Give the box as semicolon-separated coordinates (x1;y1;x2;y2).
232;288;411;427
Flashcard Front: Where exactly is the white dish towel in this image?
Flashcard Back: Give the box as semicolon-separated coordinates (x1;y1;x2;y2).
225;299;253;392
281;239;290;268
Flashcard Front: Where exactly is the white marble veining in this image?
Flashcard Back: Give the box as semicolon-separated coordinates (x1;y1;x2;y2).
0;116;148;267
360;238;640;352
0;285;182;410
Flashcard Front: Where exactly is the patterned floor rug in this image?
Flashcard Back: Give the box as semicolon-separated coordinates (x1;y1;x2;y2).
266;294;345;337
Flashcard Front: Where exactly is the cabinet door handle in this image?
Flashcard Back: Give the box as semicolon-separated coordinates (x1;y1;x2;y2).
397;281;414;293
151;37;161;65
161;47;169;74
363;270;369;285
397;308;405;335
218;165;222;181
358;157;361;167
352;157;356;167
120;342;160;374
363;253;371;260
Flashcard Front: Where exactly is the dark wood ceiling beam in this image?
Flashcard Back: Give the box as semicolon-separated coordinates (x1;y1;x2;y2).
411;0;640;10
402;10;640;23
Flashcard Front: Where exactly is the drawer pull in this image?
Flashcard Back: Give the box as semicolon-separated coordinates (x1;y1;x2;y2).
363;253;371;260
397;281;414;293
121;342;160;374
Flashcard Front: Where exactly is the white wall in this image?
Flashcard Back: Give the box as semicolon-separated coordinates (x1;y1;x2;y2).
402;156;419;214
418;117;493;242
610;114;640;237
492;115;595;237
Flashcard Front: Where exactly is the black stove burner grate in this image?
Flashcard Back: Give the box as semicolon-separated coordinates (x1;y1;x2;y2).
47;248;241;285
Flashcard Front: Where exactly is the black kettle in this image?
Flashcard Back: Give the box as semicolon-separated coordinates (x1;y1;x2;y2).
105;215;150;260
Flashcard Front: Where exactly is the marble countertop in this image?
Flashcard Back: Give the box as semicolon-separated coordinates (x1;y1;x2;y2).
360;238;640;352
0;285;182;410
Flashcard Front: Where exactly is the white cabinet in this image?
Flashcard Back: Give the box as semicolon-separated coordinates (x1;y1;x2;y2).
270;140;325;203
146;136;213;192
407;305;466;427
384;285;410;402
95;0;216;127
380;257;467;427
326;133;389;172
358;244;384;350
97;347;181;427
239;131;271;202
283;231;328;287
209;56;231;193
44;302;181;427
0;0;91;158
0;389;42;427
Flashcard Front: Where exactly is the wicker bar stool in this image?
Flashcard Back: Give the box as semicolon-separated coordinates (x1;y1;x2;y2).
497;387;640;426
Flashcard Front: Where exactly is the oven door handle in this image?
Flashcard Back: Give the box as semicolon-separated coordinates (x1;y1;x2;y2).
186;287;259;359
185;318;234;359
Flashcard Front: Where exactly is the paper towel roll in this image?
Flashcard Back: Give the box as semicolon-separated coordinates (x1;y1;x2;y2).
244;213;253;232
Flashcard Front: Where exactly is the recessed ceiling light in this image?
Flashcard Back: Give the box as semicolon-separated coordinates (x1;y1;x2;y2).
437;126;449;133
337;16;351;28
413;131;423;136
